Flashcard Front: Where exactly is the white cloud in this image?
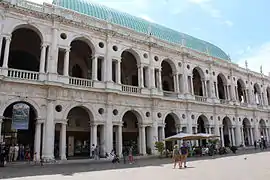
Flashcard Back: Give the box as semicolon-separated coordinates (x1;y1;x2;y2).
237;43;270;75
188;0;233;27
224;20;233;27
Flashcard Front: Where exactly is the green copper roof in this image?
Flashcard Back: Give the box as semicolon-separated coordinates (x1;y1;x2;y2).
52;0;230;61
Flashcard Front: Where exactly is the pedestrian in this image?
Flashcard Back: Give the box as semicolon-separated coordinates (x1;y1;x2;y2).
14;144;19;161
128;146;134;164
122;147;127;164
180;142;189;168
172;145;181;169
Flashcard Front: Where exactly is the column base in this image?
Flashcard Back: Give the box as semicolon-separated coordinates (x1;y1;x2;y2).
42;155;55;163
60;156;67;161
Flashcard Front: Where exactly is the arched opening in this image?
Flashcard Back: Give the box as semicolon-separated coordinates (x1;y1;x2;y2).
164;113;177;150
266;87;270;106
1;102;37;161
197;115;208;146
237;79;246;103
7;27;42;71
56;106;92;159
67;40;93;79
222;117;232;147
122;110;140;154
253;83;261;105
259;119;266;138
217;73;226;99
192;68;203;96
161;60;174;92
121;51;138;86
242;118;251;146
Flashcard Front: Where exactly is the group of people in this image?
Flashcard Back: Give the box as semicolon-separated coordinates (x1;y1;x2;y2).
172;142;189;169
0;143;31;162
254;137;267;150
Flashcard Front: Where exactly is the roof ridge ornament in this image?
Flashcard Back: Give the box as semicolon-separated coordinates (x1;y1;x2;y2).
260;65;263;74
147;24;152;36
245;60;248;69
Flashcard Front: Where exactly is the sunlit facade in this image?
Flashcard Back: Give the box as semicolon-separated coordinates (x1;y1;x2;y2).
0;0;269;161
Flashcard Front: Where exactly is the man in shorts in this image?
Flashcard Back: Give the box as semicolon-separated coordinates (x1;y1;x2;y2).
180;142;189;168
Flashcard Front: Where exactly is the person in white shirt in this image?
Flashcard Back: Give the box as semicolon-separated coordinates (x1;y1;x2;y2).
14;144;19;161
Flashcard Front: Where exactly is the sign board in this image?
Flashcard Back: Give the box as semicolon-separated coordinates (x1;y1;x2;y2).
11;103;30;130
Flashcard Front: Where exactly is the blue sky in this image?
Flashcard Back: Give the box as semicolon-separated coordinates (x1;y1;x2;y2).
31;0;270;74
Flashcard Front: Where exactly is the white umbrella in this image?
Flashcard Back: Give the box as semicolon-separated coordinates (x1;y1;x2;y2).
195;133;220;139
164;133;198;141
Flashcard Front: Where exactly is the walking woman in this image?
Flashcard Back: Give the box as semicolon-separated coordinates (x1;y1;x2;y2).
180;142;189;168
172;145;181;169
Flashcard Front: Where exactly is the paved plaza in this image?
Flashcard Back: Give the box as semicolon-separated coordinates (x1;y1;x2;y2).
0;151;269;180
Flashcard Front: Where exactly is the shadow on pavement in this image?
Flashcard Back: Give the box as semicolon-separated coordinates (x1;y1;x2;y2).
0;149;268;179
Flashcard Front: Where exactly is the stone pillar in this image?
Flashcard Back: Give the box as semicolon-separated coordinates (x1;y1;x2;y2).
150;67;156;89
250;128;254;145
91;56;98;81
116;60;121;84
0;119;2;142
235;125;241;146
63;48;70;76
220;126;224;147
43;100;55;161
158;69;162;90
0;35;3;58
151;123;158;154
34;121;42;161
190;76;194;95
138;65;144;88
2;36;11;68
204;80;208;97
231;127;235;146
139;125;146;155
60;122;67;160
39;44;47;73
49;28;58;73
228;127;232;145
117;125;122;156
105;106;113;154
215;82;219;98
241;127;245;146
90;124;97;156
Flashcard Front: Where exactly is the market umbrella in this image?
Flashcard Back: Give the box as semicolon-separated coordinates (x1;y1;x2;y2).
164;133;198;141
194;133;220;139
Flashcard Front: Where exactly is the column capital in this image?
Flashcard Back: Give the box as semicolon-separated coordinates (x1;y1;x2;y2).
65;46;71;52
41;42;49;47
2;34;12;41
113;121;123;126
158;123;166;128
138;123;148;128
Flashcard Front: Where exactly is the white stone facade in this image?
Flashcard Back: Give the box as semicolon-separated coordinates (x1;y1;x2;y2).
0;0;269;161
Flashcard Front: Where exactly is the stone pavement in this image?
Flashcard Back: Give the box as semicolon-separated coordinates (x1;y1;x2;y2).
0;149;269;180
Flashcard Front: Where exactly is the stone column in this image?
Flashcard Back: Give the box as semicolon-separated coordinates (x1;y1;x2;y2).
235;125;241;146
250;128;254;145
215;82;219;98
117;124;122;156
231;127;235;146
63;48;70;76
34;121;42;161
90;124;97;156
92;56;98;81
266;128;270;142
228;127;232;145
158;69;162;90
150;67;156;89
204;80;208;97
151;123;158;155
220;126;224;147
0;35;3;58
43;100;55;161
2;36;11;68
0;119;2;142
60;122;67;160
39;44;47;73
190;76;194;95
139;125;146;155
241;127;245;146
116;60;121;84
138;65;144;88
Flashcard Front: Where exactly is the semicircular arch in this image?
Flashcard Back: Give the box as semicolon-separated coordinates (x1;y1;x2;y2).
120;48;141;65
68;35;96;55
237;78;246;89
10;23;44;42
192;66;205;79
62;103;95;121
217;73;227;85
163;111;181;125
119;108;144;123
160;59;177;73
0;98;41;118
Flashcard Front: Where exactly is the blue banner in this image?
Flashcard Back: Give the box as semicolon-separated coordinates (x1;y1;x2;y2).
11;103;30;130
